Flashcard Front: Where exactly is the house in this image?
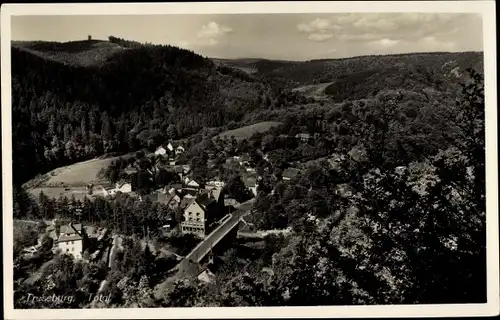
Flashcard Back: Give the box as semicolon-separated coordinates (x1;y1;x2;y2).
180;197;195;210
282;168;300;181
155;146;168;156
295;133;312;142
164;194;181;210
83;227;108;242
166;183;183;194
107;182;133;196
165;141;185;156
182;187;200;198
184;177;200;188
239;154;250;167
197;268;215;283
181;194;218;238
94;182;115;196
144;191;179;209
56;222;86;260
22;246;39;257
243;177;258;196
395;166;407;175
172;166;184;180
181;165;191;174
206;185;224;207
53;223;108;261
175;145;185;156
166;142;175;152
206;180;225;188
116;182;132;193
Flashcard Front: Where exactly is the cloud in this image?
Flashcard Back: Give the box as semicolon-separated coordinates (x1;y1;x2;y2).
297;18;341;42
196;21;232;46
352;16;397;32
418;36;457;51
368;38;400;48
297;18;333;33
308;33;334;42
297;13;472;46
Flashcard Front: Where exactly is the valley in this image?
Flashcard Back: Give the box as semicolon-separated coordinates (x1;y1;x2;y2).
11;36;486;308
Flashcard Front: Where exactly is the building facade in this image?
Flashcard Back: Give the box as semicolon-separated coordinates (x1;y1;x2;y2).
181;200;207;237
56;223;85;260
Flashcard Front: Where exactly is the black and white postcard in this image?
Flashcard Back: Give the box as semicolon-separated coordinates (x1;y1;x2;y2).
2;1;498;319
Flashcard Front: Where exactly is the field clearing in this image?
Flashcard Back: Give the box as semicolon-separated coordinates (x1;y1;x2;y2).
45;157;114;186
215;121;283;141
28;186;92;202
292;82;333;99
37;154;137;188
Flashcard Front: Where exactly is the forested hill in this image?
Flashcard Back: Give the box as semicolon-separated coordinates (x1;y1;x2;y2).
218;51;483;92
11;39;283;185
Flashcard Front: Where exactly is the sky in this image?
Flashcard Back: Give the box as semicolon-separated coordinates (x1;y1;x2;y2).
11;13;483;61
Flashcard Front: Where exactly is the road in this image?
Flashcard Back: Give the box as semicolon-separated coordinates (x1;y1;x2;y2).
184;198;255;264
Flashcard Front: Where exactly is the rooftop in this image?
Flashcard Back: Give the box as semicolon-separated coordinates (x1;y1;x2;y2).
58;234;83;242
60;223;82;235
243;176;257;187
180;197;196;209
197;194;215;210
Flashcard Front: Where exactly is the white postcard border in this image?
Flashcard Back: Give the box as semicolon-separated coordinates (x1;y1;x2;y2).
2;2;498;319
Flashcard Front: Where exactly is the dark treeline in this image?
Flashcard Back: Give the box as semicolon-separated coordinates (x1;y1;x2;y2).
14;187;176;239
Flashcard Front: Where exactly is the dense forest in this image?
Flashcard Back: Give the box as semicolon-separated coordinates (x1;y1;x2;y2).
12;39;292;185
11;38;486;307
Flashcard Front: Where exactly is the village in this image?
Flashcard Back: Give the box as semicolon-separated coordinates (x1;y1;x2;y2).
22;134;312;264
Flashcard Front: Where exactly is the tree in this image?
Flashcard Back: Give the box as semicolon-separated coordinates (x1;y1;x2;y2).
225;174;252;203
13;223;39;256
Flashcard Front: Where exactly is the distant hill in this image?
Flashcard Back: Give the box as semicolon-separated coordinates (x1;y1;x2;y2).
218;52;483;91
212;58;259;74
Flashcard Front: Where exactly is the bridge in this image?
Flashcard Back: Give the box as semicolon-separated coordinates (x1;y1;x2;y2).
174;199;255;275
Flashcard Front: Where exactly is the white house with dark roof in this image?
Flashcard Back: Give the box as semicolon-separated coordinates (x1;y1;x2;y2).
155;146;168;156
181;193;219;238
108;182;132;196
184;177;200;188
57;223;85;260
